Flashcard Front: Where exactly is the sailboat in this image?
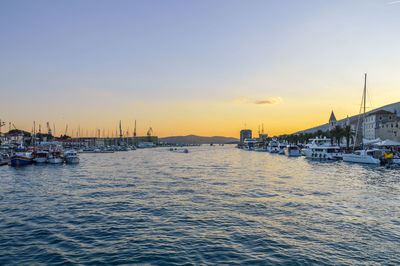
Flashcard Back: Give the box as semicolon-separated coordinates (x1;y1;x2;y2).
343;74;383;165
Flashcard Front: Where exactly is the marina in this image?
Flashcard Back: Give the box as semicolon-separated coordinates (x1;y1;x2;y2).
1;145;399;264
2;1;400;264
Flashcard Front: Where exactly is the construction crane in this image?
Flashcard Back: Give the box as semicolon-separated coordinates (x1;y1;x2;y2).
147;127;153;136
0;120;5;134
46;122;52;136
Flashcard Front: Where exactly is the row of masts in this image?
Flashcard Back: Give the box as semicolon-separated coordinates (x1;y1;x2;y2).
0;119;152;139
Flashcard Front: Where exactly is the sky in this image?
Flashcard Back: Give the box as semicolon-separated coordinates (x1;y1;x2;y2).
1;0;400;138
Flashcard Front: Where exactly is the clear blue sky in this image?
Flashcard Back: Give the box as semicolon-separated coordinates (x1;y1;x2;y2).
1;0;400;137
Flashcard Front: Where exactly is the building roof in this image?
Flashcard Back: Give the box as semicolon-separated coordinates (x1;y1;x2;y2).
367;110;395;116
329;111;336;122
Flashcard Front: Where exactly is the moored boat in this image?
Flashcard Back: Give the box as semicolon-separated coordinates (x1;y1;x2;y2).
48;151;63;164
33;150;49;163
342;149;382;164
64;150;80;164
285;144;301;157
10;146;33;166
0;153;10;166
268;139;279;153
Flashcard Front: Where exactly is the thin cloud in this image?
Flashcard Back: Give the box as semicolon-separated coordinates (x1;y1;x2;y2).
255;98;280;105
234;97;283;106
388;0;400;4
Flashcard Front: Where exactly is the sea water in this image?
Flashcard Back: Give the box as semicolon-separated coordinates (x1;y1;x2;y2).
1;145;399;264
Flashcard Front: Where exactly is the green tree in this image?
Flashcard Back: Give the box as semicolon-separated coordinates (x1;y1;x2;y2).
343;125;353;150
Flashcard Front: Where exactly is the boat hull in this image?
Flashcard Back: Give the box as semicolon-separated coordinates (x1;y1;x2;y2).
48;158;63;164
342;154;380;164
306;152;342;160
10;156;33;167
34;157;48;163
65;157;80;164
286;150;301;157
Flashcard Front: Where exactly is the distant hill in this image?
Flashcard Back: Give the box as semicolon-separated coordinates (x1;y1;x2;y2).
160;135;239;144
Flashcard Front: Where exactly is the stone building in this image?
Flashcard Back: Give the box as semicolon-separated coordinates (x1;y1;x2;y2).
240;130;252;144
363;110;397;140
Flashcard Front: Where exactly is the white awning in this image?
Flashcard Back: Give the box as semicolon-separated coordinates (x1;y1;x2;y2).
374;139;400;147
363;138;381;145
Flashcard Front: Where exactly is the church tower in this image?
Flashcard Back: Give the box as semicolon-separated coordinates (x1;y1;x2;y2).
329;111;337;131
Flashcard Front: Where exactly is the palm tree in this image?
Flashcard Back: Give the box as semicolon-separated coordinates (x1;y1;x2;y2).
332;126;344;147
343;125;353;150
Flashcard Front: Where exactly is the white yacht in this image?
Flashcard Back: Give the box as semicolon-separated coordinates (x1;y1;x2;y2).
304;138;342;160
64;150;80;164
342;149;382;164
285;145;301;157
243;139;258;151
302;137;333;157
268;139;279;153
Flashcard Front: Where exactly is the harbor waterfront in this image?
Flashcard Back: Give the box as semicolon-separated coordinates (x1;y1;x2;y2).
1;145;399;264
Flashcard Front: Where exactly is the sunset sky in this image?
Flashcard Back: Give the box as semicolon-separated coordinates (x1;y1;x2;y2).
1;0;400;138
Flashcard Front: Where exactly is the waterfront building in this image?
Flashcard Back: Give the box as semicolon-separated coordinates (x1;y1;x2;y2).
373;113;400;142
295;101;400;136
328;111;337;131
363;110;397;140
240;130;252;144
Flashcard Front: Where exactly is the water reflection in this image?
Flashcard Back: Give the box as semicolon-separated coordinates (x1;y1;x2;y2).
0;145;399;264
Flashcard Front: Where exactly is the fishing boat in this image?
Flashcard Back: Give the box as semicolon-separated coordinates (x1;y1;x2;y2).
33;150;49;163
285;145;301;157
48;150;63;164
64;150;80;164
10;146;33;166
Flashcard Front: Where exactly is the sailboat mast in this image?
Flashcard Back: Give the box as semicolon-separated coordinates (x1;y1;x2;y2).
363;73;367;115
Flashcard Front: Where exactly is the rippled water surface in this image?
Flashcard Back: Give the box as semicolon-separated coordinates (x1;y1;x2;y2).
1;145;400;265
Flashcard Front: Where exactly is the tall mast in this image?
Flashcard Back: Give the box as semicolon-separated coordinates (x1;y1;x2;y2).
362;73;367;147
119;120;122;139
363;73;367;115
134;120;137;137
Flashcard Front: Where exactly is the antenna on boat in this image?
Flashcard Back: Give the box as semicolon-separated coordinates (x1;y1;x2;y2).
119;120;122;139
